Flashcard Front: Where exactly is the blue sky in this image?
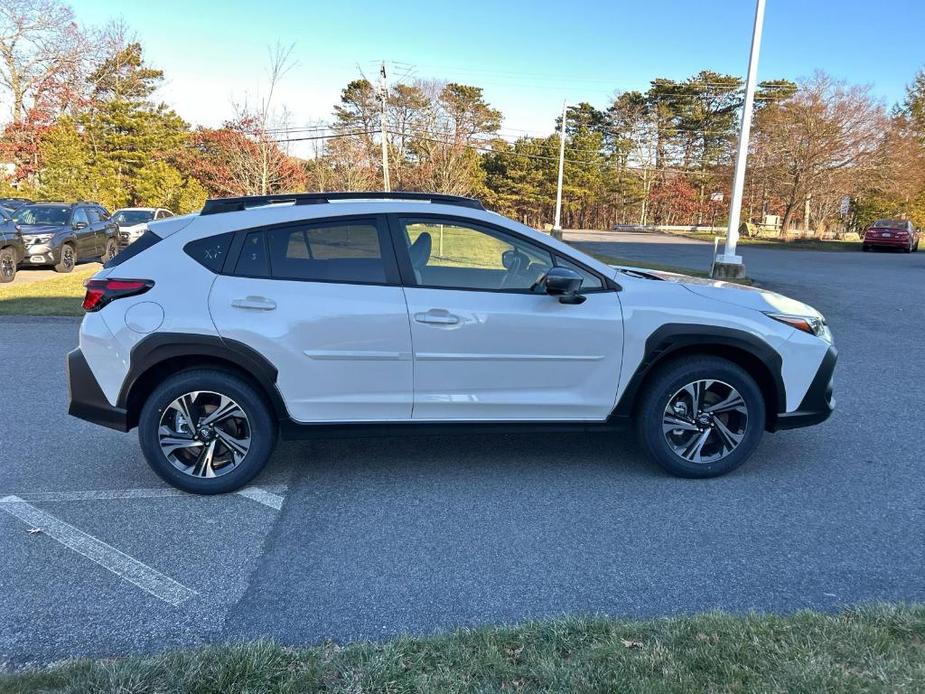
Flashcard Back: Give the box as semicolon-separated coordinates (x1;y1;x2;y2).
74;0;925;142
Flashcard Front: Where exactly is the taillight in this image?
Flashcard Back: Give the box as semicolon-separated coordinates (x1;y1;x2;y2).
82;278;154;312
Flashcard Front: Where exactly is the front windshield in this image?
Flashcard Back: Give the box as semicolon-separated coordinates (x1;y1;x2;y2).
871;219;905;229
13;205;69;226
113;210;155;226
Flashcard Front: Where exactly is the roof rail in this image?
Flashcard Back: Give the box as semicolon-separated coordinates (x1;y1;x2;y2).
200;191;485;216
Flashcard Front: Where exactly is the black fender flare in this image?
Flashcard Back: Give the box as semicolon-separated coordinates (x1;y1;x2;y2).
610;324;786;426
118;332;289;427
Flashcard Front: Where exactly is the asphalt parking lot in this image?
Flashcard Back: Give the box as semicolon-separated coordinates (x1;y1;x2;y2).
1;232;923;667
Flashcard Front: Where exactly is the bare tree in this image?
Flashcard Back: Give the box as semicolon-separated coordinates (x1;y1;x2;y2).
227;42;302;195
0;0;87;124
752;72;886;236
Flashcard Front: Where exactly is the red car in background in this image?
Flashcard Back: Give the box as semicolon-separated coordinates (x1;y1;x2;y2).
862;219;920;252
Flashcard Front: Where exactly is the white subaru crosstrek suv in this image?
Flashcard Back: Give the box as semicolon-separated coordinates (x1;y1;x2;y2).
67;193;836;494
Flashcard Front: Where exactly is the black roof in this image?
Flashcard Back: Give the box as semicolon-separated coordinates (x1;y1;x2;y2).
200;191;485;216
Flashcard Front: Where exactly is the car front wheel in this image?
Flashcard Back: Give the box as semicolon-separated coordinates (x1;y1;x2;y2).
0;247;16;283
54;243;75;273
636;356;766;478
138;369;277;494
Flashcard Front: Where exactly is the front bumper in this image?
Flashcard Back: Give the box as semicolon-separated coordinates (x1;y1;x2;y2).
67;348;129;432
772;344;837;431
20;243;57;265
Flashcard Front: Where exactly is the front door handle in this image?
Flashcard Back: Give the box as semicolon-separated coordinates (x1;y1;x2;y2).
414;309;460;325
231;296;277;311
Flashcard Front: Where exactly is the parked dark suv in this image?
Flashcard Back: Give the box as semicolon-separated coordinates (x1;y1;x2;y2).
12;202;119;273
0;206;25;283
0;197;31;214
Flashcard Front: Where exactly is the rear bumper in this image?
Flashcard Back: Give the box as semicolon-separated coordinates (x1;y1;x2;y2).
771;344;837;431
864;237;909;248
67;348;129;432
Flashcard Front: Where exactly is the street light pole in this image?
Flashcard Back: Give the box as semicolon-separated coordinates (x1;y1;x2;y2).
553;100;567;236
719;0;766;271
378;61;391;192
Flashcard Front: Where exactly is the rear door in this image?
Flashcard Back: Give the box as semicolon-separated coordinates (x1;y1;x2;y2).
85;207;107;253
208;215;414;423
391;215;624;421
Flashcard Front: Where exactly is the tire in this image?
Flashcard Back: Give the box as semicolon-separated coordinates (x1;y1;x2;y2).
861;245;869;252
635;356;766;479
54;243;75;273
101;237;118;263
138;368;277;494
0;247;16;283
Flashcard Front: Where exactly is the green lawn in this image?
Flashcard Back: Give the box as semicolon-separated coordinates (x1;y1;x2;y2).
675;231;862;252
3;605;922;693
0;266;95;316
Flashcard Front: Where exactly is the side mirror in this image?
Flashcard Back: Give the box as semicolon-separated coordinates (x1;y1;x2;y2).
73;221;87;230
542;267;586;304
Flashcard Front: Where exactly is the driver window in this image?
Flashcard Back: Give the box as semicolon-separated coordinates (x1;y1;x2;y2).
401;219;553;291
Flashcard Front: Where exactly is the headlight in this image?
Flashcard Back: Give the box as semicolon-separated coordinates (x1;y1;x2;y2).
765;313;831;342
26;234;53;244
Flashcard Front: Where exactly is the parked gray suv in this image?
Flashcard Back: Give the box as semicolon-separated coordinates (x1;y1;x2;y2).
13;202;119;273
0;206;25;283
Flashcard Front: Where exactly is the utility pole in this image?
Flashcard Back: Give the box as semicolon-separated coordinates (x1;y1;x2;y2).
378;61;391;192
716;0;766;278
553;100;568;237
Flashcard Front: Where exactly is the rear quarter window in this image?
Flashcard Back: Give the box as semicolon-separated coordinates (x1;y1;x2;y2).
184;232;234;273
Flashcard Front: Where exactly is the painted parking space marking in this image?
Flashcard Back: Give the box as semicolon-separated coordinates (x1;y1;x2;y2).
3;484;287;506
0;495;196;606
235;486;285;510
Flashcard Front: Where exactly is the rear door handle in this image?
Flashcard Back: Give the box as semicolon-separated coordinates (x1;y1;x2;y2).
414;309;460;325
231;296;277;311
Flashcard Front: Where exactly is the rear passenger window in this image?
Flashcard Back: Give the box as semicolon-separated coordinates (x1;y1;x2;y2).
235;231;269;276
266;221;386;283
185;232;234;273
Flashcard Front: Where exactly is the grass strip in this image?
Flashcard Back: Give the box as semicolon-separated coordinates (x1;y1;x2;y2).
3;605;923;693
0;267;96;317
675;231;862;252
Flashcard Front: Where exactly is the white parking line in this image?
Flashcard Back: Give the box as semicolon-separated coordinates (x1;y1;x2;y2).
0;495;196;606
2;484;287;508
9;488;189;502
235;487;285;511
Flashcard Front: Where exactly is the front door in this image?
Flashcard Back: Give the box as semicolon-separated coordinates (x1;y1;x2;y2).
208;216;413;423
70;207;94;259
393;216;624;421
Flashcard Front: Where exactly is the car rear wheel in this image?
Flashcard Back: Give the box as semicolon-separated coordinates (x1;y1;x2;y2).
0;247;16;283
53;243;75;273
101;238;118;263
636;356;766;478
138;369;277;494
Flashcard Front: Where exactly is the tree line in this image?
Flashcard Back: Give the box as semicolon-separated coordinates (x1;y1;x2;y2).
2;0;924;235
